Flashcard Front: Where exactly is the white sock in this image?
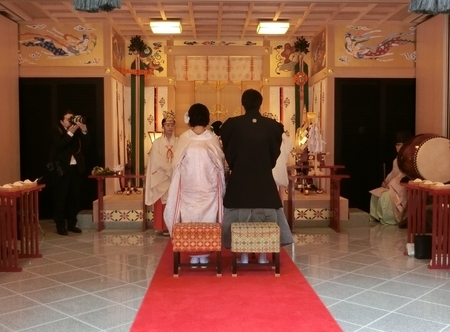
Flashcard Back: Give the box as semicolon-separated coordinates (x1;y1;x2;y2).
239;252;249;264
199;254;209;264
258;253;268;264
190;256;200;264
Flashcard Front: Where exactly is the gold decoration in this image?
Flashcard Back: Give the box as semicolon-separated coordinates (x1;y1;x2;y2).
262;113;279;121
210;104;229;122
163;110;176;123
207;81;228;91
232;81;242;90
195;81;204;90
146;114;154;126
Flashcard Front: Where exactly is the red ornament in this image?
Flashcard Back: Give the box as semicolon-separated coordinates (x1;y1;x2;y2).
294;72;308;86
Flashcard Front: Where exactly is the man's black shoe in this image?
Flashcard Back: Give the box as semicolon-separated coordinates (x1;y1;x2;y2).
68;226;82;233
57;229;68;236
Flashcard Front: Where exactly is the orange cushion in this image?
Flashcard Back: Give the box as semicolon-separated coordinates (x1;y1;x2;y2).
172;222;222;252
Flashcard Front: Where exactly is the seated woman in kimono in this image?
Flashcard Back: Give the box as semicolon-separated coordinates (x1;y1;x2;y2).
369;131;412;227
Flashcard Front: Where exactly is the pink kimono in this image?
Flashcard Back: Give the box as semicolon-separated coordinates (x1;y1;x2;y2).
164;129;225;235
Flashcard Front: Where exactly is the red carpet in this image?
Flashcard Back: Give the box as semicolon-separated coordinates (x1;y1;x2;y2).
131;242;342;332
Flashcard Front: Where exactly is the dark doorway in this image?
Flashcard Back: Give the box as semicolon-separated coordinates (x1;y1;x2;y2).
335;78;415;212
19;78;105;219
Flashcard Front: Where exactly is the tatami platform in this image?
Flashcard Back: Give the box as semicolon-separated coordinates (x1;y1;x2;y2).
89;191;349;228
82;190;355;231
283;190;349;223
91;192;152;223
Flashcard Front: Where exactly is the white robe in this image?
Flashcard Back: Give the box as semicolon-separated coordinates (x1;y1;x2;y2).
272;133;293;188
144;135;178;206
163;129;225;235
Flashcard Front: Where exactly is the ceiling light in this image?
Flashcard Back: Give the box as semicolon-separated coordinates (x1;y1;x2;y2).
257;21;289;35
150;21;182;34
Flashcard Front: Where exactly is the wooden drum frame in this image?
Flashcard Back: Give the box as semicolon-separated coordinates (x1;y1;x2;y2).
398;133;450;183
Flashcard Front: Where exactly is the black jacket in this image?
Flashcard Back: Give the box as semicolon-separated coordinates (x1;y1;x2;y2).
221;112;283;208
50;122;89;175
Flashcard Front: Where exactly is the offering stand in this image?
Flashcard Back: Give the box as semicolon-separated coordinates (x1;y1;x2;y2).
0;184;44;272
403;183;450;269
287;165;349;233
89;174;146;232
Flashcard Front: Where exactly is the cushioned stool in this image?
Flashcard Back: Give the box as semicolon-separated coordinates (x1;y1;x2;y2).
172;222;222;277
231;222;280;276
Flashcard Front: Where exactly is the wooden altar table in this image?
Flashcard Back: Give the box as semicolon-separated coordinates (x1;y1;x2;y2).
287;165;349;233
89;175;146;232
0;184;44;272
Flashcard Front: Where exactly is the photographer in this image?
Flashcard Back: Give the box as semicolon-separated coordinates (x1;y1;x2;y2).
49;110;89;235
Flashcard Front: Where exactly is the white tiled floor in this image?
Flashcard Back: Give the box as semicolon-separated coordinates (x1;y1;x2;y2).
1;219;450;332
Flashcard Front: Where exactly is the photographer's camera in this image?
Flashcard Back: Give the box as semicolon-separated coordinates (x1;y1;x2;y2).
69;115;91;125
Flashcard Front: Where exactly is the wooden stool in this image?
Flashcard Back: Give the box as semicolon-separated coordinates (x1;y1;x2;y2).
172;222;222;277
231;222;280;276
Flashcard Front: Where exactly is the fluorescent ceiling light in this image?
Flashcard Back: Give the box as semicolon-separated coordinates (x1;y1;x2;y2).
257;21;289;35
150;21;182;34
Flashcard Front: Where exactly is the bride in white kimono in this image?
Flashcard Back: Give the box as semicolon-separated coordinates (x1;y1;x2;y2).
164;103;225;265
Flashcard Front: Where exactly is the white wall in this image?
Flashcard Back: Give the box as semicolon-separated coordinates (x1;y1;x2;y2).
0;15;20;184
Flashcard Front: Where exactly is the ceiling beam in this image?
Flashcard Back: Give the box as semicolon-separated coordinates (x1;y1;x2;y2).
351;4;377;24
62;1;86;23
240;2;254;40
287;3;315;40
273;3;285;21
156;2;167;20
188;2;197;39
378;4;408;24
125;1;151;40
0;1;32;20
30;1;59;23
217;2;223;39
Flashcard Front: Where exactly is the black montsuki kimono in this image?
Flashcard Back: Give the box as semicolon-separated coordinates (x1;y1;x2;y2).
220;111;283;209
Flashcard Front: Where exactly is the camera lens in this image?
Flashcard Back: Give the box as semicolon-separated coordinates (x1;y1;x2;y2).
70;115;91;124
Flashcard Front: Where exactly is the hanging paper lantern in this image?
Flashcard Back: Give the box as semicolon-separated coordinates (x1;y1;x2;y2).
409;0;450;14
73;0;121;13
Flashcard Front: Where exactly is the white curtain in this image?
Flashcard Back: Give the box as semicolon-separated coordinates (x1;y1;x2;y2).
269;86;296;165
175;56;263;81
111;78;129;192
143;86;167;168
